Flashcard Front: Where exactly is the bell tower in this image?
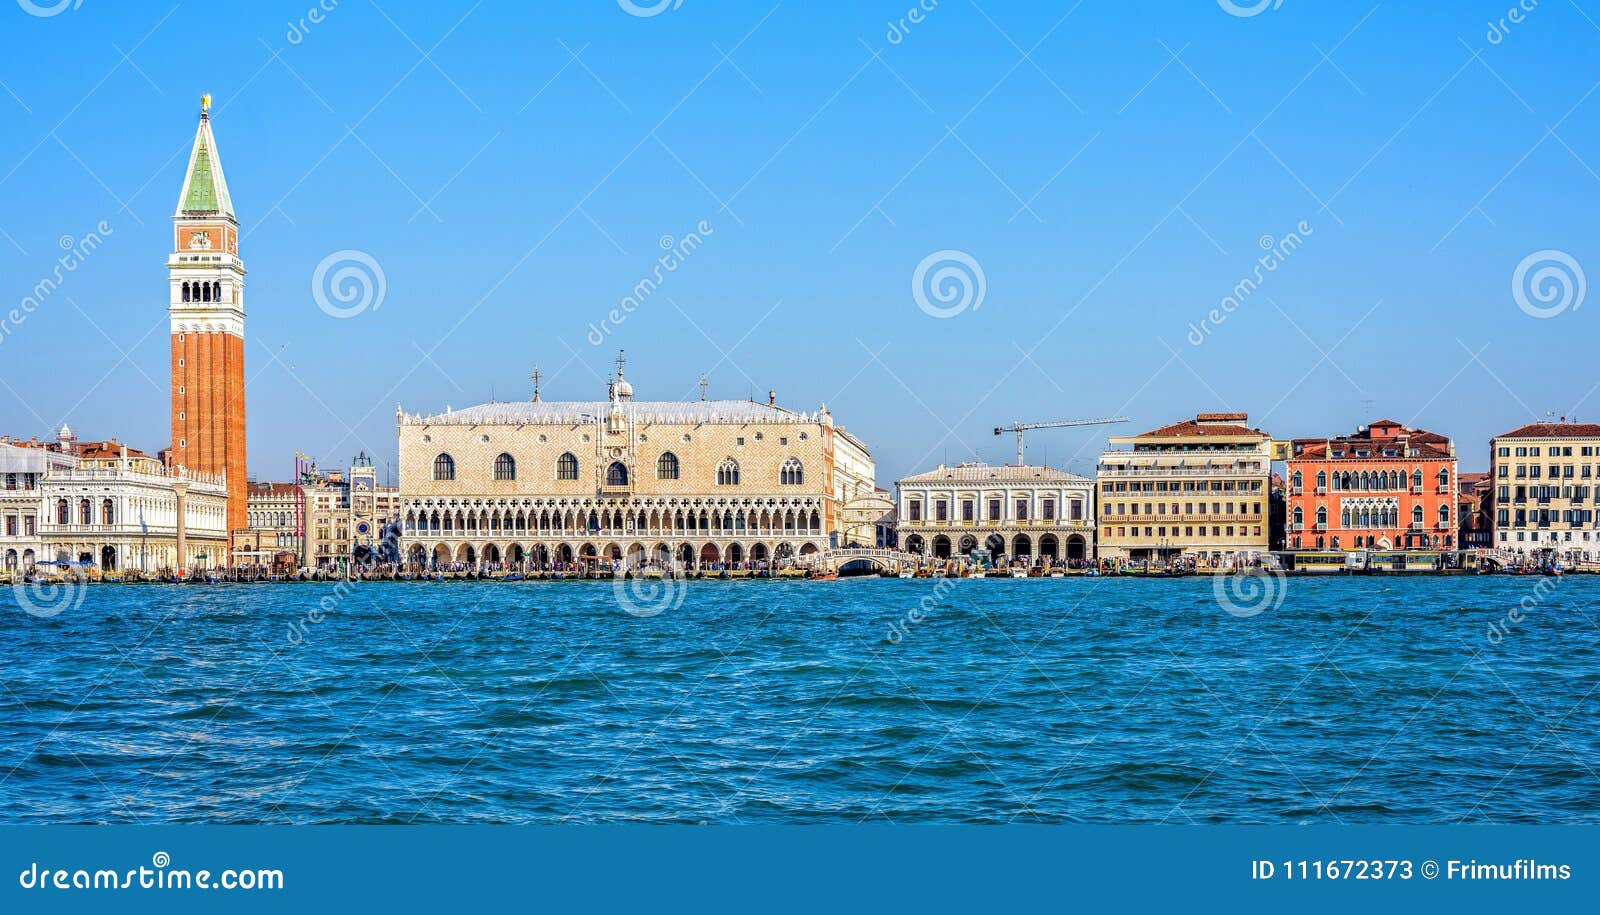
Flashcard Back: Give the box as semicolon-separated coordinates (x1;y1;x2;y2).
169;93;248;555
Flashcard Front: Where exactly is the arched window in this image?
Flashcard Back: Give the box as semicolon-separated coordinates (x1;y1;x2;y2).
79;499;92;524
181;282;190;302
1317;470;1328;490
1316;506;1328;526
1437;468;1449;489
1438;504;1450;524
1291;506;1303;525
56;499;68;525
780;457;803;485
717;459;740;486
556;452;579;481
606;462;629;486
1411;469;1423;490
102;499;114;525
1412;504;1424;524
657;452;679;480
1291;470;1302;490
493;453;516;481
433;453;456;481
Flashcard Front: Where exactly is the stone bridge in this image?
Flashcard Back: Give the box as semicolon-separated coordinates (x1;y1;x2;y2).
782;547;924;573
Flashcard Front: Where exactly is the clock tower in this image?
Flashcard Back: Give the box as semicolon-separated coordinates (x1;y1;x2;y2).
169;94;248;557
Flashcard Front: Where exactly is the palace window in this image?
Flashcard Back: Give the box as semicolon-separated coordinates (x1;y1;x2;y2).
1042;499;1056;520
779;457;803;485
717;459;740;486
1413;505;1424;524
606;462;629;487
432;453;456;482
56;499;68;525
556;453;579;481
102;499;114;525
657;452;680;480
493;453;516;481
79;499;92;524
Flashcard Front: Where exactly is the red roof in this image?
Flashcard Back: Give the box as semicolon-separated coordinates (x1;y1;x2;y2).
76;440;149;460
250;482;300;497
1495;422;1600;439
1137;413;1265;438
1289;422;1453;461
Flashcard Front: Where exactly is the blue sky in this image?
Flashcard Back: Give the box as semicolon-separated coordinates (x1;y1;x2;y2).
0;0;1596;484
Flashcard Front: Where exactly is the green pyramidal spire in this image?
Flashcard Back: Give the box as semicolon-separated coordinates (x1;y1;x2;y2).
175;94;235;220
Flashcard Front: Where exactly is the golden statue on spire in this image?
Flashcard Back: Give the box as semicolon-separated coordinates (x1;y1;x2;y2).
201;93;212;113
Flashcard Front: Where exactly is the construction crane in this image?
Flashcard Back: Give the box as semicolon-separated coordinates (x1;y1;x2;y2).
994;417;1130;467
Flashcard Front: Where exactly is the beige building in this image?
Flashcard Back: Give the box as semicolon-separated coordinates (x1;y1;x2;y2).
240;455;401;569
396;359;874;570
1490;420;1600;564
840;487;896;549
1096;412;1273;565
896;463;1094;564
306;457;401;568
238;480;301;565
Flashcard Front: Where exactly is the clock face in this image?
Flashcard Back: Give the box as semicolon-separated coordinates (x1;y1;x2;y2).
355;480;370;490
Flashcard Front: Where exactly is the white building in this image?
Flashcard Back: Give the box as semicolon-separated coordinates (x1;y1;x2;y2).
0;440;74;573
6;425;231;573
895;463;1095;564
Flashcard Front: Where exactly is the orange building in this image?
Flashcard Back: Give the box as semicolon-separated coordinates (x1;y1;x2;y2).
1285;420;1457;551
168;95;248;555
